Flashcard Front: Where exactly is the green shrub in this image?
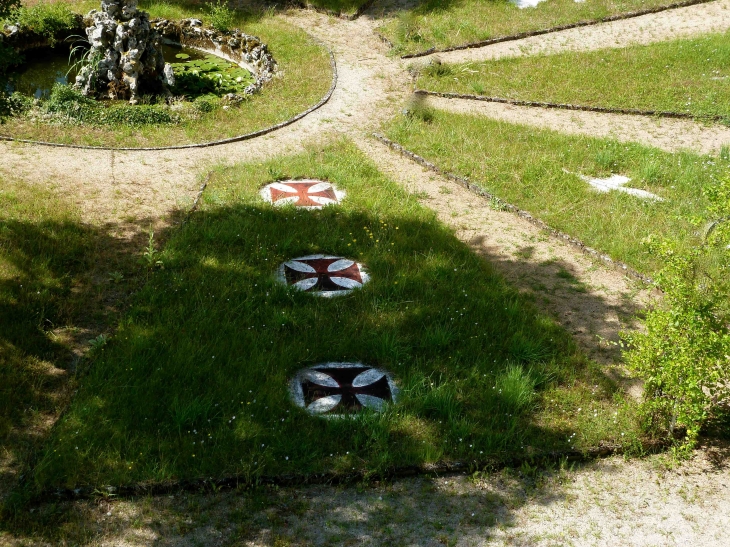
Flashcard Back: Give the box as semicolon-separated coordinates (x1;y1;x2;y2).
6;3;77;45
6;91;32;115
100;104;179;126
207;0;234;33
0;0;19;20
43;84;179;126
622;176;730;453
193;94;219;113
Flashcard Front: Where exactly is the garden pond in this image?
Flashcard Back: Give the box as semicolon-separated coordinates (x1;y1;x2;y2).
4;43;254;100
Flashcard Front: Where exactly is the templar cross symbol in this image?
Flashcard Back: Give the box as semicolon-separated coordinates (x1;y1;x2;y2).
279;255;369;296
261;180;344;208
292;364;396;415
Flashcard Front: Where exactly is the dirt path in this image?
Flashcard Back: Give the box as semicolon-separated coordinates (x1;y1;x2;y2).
8;443;728;546
427;0;730;64
354;136;653;375
423;95;730;155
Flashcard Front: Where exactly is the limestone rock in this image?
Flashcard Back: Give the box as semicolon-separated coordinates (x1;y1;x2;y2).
75;0;172;103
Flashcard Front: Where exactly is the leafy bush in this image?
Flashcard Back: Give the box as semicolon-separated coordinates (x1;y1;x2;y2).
6;91;32;115
0;0;22;118
6;3;77;45
100;104;179;126
43;84;179;126
207;0;234;33
622;176;730;453
0;0;19;20
193;94;219;113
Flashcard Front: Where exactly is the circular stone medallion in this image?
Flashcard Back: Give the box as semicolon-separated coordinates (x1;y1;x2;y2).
277;255;369;297
260;179;345;209
290;363;399;417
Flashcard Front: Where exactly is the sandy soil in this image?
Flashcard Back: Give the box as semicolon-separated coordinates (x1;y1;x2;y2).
4;442;728;547
1;1;729;544
424;95;730;156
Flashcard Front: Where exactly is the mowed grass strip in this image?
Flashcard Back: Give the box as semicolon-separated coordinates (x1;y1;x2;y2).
3;15;331;147
378;0;680;56
417;32;730;122
385;110;727;274
28;141;639;494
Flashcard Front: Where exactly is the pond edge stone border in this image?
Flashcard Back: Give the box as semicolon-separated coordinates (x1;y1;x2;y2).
372;132;654;286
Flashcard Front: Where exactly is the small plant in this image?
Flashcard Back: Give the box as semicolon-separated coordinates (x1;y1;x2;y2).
108;271;124;284
207;0;234;33
422;58;452;79
141;230;164;269
88;334;109;352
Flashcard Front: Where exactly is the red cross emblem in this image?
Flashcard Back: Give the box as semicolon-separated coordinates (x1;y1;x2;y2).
260;180;345;208
277;255;369;297
290;363;398;416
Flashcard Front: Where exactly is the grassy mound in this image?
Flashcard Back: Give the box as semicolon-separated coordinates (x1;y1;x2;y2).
24;141;640;494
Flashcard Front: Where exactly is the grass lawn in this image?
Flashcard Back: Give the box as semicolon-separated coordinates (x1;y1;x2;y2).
3;5;332;148
0;177;148;501
378;0;683;56
384;109;727;274
19;141;641;498
22;0;372;18
416;32;730;123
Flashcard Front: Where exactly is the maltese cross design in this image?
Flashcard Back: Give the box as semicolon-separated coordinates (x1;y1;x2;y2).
276;255;369;297
260;180;345;209
289;363;399;417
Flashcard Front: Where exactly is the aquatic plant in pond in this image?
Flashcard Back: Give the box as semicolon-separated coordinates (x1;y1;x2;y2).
168;49;255;98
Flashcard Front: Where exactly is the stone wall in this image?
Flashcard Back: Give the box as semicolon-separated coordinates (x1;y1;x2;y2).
153;18;277;96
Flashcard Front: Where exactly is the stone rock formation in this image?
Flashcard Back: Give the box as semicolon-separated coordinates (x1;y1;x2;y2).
75;0;173;103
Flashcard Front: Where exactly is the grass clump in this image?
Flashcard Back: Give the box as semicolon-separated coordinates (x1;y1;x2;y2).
207;0;234;32
622;177;730;453
379;0;682;56
22;141;639;494
4;2;77;45
384;109;728;275
416;33;730;123
41;83;180;126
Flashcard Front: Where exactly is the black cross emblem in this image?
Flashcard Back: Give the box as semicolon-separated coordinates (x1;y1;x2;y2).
292;365;396;416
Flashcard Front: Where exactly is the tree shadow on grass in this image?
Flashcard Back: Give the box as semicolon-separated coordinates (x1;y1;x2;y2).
0;198;643;527
0;212;184;505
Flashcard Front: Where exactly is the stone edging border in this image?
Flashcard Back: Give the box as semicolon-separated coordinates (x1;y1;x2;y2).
30;439;668;505
372;133;655;286
400;0;717;59
0;38;337;152
414;89;723;123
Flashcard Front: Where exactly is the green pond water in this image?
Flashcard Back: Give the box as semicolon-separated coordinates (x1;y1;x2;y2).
5;44;253;100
